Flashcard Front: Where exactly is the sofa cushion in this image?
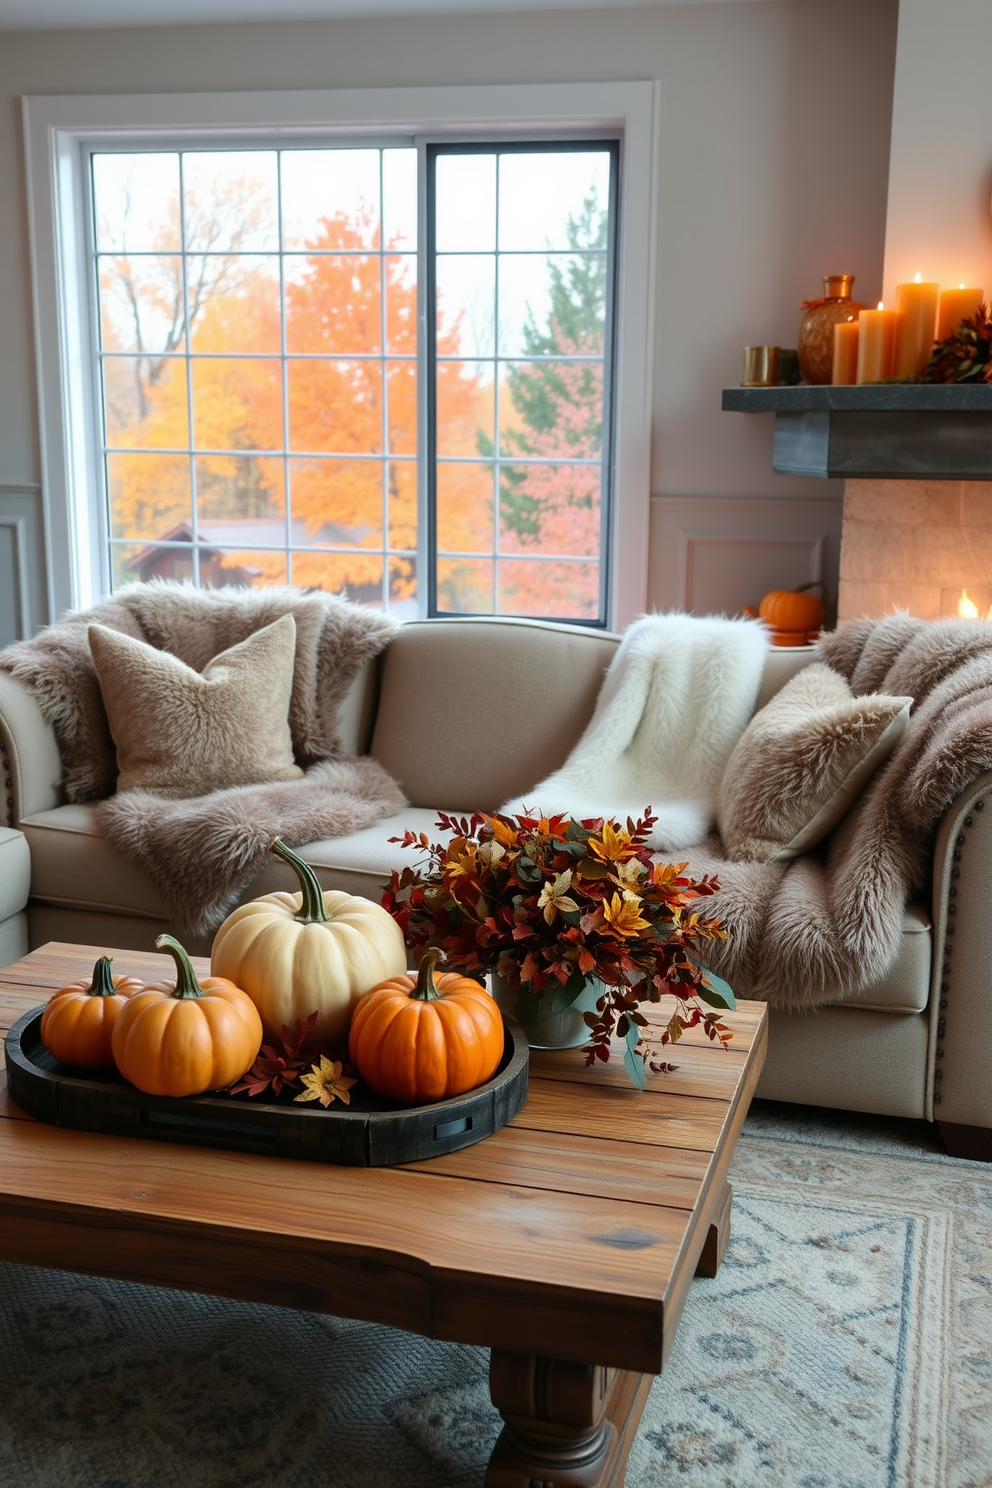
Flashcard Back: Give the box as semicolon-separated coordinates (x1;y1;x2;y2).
89;617;303;797
0;827;30;921
20;804;439;920
822;901;931;1014
20;801;931;1012
370;618;620;812
20;804;166;917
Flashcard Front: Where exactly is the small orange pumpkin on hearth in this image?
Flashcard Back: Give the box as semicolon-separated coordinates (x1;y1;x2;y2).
348;948;504;1105
40;954;145;1068
758;584;824;636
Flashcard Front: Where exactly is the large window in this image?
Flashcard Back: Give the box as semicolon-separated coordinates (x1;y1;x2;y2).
24;85;657;630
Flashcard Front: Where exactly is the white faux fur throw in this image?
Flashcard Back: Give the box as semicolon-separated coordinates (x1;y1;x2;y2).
1;582;406;937
501;612;770;849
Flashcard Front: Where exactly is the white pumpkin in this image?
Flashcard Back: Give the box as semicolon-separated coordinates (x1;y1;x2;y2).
210;838;407;1044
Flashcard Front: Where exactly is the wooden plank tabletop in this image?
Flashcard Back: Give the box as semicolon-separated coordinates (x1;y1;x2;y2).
0;943;767;1373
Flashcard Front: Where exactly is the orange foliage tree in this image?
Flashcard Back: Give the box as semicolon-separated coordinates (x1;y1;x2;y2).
104;189;486;605
102;172;608;619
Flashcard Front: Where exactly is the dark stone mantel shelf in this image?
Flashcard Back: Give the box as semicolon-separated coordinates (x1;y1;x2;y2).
722;384;992;479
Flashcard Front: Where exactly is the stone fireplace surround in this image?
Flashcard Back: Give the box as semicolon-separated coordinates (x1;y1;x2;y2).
839;479;992;622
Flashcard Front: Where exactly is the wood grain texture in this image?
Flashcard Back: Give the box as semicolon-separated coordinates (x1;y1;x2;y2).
695;1181;733;1279
0;943;767;1377
486;1353;652;1488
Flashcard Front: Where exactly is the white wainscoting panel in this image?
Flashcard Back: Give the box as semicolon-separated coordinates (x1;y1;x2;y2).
0;486;47;645
648;496;843;625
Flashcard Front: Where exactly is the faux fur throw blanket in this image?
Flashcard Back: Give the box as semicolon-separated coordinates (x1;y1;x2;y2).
1;582;406;937
692;614;992;1007
501;612;770;850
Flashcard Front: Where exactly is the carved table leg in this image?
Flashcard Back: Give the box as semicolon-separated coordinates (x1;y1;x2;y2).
485;1351;652;1488
695;1181;732;1278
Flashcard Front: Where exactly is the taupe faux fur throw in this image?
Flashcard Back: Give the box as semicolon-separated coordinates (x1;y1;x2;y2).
1;581;398;801
1;582;406;936
691;615;992;1007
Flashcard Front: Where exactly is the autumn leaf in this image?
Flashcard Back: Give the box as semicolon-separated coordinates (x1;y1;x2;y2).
227;1011;320;1098
602;891;651;938
610;857;644;890
295;1056;358;1109
588;820;637;865
537;869;580;923
477;839;506;867
485;815;523;848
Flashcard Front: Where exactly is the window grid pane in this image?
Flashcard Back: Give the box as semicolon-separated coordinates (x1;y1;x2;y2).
92;145;418;615
429;142;616;626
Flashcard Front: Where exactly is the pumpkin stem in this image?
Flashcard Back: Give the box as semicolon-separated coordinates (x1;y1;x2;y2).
411;947;446;1002
87;955;117;998
270;838;329;924
155;934;204;1000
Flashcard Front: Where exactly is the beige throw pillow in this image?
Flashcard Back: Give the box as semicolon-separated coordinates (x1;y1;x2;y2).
718;662;911;863
89;614;304;797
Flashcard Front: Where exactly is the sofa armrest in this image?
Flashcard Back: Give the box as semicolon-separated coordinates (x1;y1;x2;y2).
0;669;63;824
928;768;992;1135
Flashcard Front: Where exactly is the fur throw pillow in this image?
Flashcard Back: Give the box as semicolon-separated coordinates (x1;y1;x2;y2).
89;615;304;797
717;662;911;862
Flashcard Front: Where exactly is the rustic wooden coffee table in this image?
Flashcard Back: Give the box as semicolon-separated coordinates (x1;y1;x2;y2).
0;943;766;1488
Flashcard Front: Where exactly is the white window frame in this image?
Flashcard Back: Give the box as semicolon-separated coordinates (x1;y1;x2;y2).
23;82;659;632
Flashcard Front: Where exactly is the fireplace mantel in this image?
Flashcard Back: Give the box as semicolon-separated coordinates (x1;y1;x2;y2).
722;384;992;479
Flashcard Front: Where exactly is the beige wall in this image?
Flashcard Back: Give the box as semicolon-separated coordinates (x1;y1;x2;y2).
0;0;898;624
883;0;992;304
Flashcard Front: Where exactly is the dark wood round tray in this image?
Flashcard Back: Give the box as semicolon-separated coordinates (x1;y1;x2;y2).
4;1007;529;1167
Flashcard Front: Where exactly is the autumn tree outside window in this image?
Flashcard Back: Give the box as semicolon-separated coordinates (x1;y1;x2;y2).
89;138;619;626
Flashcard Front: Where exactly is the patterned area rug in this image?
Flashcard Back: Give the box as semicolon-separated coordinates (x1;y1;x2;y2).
0;1103;989;1488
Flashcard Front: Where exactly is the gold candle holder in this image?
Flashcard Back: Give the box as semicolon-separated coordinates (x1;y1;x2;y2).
741;346;780;387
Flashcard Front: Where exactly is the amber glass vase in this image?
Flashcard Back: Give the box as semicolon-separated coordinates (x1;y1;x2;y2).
798;275;866;385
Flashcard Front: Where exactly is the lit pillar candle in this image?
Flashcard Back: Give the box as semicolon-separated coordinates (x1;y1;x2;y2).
937;285;984;340
832;318;860;383
856;303;898;383
893;274;939;376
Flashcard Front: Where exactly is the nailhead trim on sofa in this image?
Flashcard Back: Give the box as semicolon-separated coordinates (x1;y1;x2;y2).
933;795;987;1107
1;735;12;828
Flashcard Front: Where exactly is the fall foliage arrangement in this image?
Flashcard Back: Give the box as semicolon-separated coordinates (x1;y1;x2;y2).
921;304;992;384
382;810;735;1088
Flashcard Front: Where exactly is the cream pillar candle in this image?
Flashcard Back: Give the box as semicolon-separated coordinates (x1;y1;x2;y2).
937;286;984;340
893;275;939;377
832;318;860;384
856;304;898;383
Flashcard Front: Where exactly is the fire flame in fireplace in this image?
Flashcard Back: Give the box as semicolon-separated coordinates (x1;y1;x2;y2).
957;589;992;619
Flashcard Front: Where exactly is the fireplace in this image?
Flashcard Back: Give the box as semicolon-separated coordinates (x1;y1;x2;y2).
838;478;992;621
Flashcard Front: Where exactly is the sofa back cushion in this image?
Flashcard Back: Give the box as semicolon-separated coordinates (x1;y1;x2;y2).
752;645;819;710
370;618;621;811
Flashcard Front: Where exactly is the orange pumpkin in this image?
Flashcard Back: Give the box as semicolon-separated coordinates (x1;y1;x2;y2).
40;954;145;1068
758;586;824;635
348;949;504;1105
111;934;263;1098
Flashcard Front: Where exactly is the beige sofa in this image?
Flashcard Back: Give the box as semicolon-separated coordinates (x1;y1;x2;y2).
0;615;987;1158
0;827;30;967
